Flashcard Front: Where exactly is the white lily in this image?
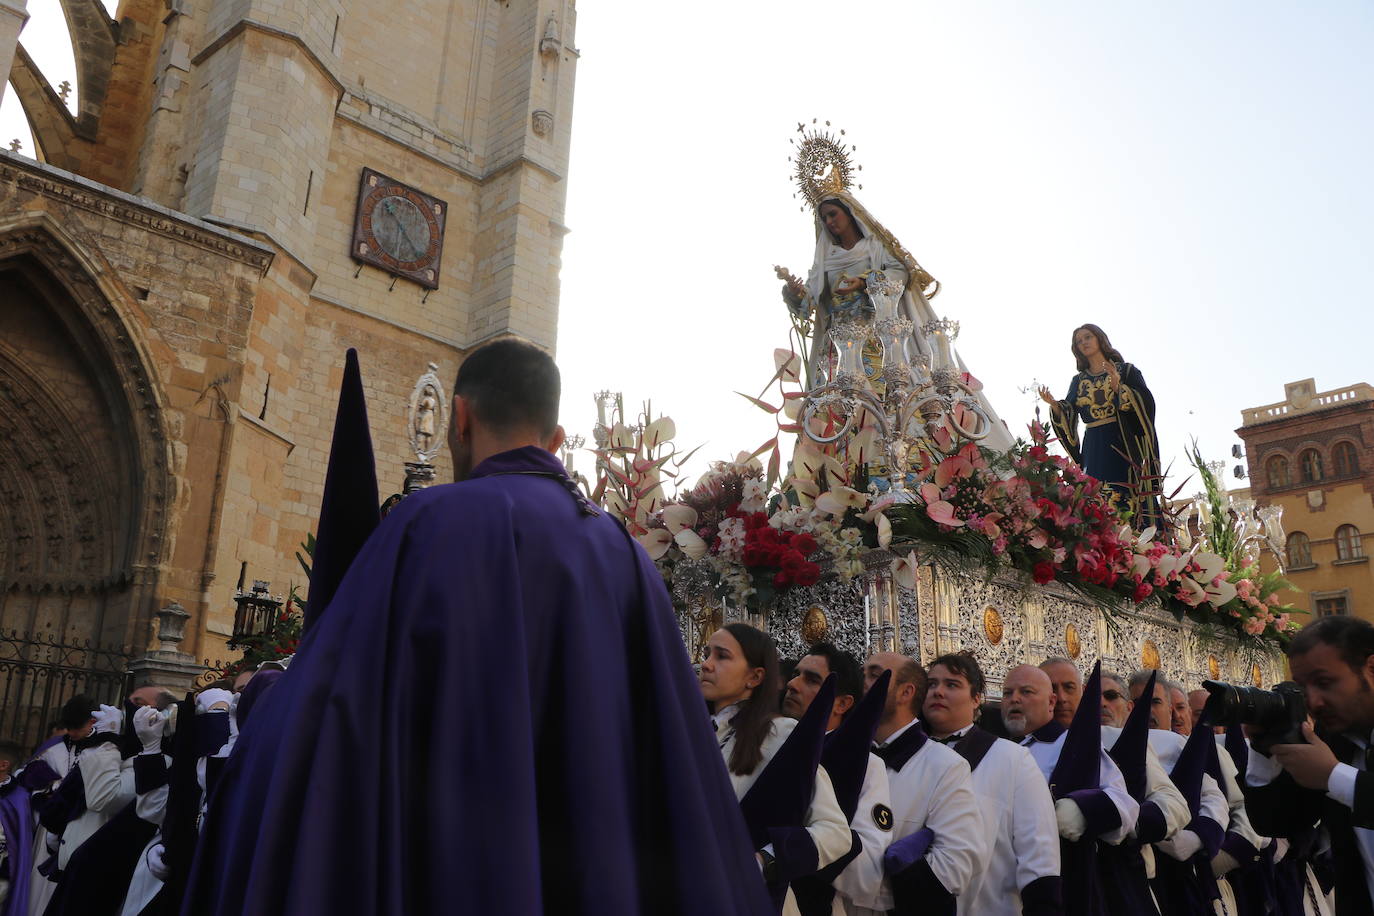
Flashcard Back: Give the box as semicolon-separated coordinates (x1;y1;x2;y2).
1193;551;1227;584
642;416;676;449
891;553;919;591
637;529;673;560
662;504;699;535
674;528;709;559
815;486;867;517
1205;577;1238;606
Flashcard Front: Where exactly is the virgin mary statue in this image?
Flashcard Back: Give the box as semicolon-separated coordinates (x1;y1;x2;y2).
780;186;1014;454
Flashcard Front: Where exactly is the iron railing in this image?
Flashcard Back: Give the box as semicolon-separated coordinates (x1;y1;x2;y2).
0;629;132;757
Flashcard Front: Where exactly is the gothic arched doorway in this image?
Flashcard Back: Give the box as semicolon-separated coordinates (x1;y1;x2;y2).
0;219;172;749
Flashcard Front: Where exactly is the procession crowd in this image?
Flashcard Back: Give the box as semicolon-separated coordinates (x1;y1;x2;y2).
0;339;1369;916
0;614;1367;916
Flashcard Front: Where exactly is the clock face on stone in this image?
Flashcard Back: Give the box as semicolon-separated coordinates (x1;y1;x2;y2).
350;168;447;289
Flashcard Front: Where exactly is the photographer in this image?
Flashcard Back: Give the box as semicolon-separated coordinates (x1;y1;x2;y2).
1239;615;1374;915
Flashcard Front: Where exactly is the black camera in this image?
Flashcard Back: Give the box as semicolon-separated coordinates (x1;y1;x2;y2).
1200;679;1307;755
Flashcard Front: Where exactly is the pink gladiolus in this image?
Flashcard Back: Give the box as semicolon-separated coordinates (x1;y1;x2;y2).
927;501;964;527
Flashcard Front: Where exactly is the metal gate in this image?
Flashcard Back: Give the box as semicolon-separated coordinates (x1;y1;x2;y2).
0;630;132;758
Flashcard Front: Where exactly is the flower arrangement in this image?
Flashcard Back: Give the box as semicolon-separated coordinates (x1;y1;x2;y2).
598;348;1298;646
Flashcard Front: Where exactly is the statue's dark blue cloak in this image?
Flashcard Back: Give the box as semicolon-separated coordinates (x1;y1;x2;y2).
182;447;771;915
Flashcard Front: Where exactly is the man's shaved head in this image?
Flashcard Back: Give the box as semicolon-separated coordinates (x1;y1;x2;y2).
1003;665;1055;738
454;338;560;437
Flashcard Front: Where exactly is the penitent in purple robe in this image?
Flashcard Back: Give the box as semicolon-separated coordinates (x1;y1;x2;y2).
182;446;772;916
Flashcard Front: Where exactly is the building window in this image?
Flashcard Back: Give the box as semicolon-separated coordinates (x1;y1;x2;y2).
1315;595;1349;617
1300;448;1324;483
1286;531;1312;568
1265;455;1291;489
1336;524;1364;561
1333;441;1360;478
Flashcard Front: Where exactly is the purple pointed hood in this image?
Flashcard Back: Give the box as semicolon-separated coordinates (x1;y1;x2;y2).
305;349;381;631
823;669;889;821
1108;670;1155;801
1050;660;1102;798
739;674;835;849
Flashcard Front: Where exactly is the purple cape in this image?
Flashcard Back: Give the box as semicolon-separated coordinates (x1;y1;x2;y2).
0;783;33;916
183;446;772;915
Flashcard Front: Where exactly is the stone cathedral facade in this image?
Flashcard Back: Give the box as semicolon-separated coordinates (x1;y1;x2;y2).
0;0;578;693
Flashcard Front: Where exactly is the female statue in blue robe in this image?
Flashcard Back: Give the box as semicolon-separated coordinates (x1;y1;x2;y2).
1039;324;1161;529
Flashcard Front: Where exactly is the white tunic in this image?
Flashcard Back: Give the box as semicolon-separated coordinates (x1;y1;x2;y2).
831;753;893;914
957;733;1060;916
1020;728;1139;844
27;740;75;916
851;720;987;915
57;742;134;871
715;710;852;916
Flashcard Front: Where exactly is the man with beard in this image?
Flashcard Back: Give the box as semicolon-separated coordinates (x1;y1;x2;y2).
922;654;1061;915
1241;615;1374;915
861;652;985;916
1003;664;1137;916
183;338;774;916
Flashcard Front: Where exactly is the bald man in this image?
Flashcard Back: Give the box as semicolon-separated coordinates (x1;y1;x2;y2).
1186;689;1222;736
856;653;985;916
1004;665;1137;916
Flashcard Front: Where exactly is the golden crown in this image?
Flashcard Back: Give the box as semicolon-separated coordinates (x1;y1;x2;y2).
789;120;862;211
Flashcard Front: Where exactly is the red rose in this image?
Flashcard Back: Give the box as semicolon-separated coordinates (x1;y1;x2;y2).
1032;561;1056;585
793;564;821;586
1132;582;1153;602
773;570;791;587
791;533;818;555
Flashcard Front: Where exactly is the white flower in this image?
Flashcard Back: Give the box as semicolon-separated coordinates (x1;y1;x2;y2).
740;478;768;513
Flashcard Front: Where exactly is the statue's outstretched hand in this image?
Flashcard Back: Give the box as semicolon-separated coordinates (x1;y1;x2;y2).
1106;362;1122;389
1037;386;1057;407
834;276;865;296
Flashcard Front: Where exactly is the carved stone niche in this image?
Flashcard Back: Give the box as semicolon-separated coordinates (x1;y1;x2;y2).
531;110;554;138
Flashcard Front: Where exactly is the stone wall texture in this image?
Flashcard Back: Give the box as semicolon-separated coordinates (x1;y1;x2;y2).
0;0;579;675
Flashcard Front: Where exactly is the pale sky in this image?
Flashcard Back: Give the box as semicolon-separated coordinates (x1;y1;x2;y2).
6;1;1372;501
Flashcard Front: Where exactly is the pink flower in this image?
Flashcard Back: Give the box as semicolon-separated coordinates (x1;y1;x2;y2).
1243;617;1267;636
926;500;964;527
1265;593;1282;607
1025;527;1048;549
979;512;1005;539
934;454;975;488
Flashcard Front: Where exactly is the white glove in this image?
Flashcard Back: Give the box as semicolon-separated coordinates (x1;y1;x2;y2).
196;688;233;714
46;831;60;853
147;843;170;882
133;707;165;754
1055;798;1087;842
1158;828;1203;862
1212;849;1240;877
91;704;122;735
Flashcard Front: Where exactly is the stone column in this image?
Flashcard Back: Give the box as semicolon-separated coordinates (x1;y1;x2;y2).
0;0;28;109
127;601;209;689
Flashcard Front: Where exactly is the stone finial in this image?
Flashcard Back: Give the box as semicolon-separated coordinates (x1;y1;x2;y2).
8;139;20;153
155;600;191;652
58;80;72;102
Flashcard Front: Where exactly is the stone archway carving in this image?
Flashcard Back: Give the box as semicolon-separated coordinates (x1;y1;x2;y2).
0;214;174;647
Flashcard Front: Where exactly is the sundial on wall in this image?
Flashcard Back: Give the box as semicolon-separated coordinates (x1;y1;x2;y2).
350;168;447;289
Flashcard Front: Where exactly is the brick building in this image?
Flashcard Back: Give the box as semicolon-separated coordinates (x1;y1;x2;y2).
0;0;578;698
1237;379;1374;621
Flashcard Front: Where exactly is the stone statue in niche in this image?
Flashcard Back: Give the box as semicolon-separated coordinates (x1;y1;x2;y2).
540;15;561;57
